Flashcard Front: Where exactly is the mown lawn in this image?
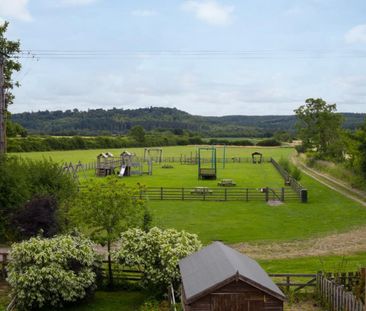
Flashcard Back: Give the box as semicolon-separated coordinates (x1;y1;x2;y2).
63;291;146;311
148;169;366;244
9;145;294;163
10;146;366;245
260;252;366;273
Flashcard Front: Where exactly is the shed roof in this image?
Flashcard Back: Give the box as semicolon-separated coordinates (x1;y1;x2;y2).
179;242;285;303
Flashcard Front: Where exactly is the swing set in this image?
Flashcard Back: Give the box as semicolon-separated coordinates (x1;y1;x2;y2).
198;147;217;180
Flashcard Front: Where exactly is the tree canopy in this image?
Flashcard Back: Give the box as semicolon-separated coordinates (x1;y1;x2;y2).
294;98;344;159
0;21;21;107
70;177;148;287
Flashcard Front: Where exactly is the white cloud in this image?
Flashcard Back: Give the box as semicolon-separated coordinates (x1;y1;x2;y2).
0;0;32;21
57;0;97;7
181;0;234;26
345;24;366;44
131;9;157;17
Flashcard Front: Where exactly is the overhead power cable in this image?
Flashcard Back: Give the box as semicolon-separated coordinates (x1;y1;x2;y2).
7;48;366;60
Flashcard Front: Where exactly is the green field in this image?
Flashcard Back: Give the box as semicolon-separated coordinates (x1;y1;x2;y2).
11;145;366;271
10;145;293;163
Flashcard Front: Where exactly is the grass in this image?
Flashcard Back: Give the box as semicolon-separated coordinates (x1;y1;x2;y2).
260;252;366;273
148;169;366;243
63;291;146;311
9;145;294;163
11;146;366;245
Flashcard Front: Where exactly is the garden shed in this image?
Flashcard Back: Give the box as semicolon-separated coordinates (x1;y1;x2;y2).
179;242;285;311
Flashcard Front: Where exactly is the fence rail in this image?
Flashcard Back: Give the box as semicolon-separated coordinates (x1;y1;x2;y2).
270;158;308;203
269;273;317;292
81;156;273;171
317;273;364;311
142;187;299;202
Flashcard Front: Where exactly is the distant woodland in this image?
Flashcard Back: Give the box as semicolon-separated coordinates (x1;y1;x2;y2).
12;107;366;137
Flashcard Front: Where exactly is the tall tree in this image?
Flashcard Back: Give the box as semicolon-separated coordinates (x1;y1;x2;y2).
294;98;344;159
128;125;146;143
0;21;21;153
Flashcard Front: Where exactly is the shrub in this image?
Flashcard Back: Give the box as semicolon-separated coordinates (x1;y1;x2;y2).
11;196;59;240
279;157;291;173
114;227;202;294
7;234;99;310
256;139;281;146
295;144;307;154
0;156;77;242
291;166;302;181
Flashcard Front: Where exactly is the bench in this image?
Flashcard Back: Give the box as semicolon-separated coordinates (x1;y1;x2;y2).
218;179;236;187
191;187;213;195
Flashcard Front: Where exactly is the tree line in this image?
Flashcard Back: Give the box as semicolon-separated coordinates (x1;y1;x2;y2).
11;106;365;138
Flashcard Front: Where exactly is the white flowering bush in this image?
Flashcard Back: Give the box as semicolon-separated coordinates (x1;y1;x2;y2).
7;234;99;310
114;227;201;291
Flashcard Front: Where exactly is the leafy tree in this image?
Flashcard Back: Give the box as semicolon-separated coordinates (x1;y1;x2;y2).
70;177;147;288
7;234;98;310
0;21;21;107
0;22;21;151
294;98;344;159
11;196;59;240
129;125;146;143
114;227;202;294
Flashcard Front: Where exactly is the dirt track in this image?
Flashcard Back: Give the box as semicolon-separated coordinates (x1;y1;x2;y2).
233;226;366;260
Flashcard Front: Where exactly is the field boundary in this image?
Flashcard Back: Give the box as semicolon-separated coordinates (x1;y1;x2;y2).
141;186;299;202
270;158;308;203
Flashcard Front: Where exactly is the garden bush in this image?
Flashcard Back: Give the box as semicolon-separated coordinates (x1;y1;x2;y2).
11;196;59;240
7;234;99;310
114;227;202;294
0;156;77;242
256;138;281;146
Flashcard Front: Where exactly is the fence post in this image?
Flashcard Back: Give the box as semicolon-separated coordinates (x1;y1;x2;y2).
160;187;163;200
224;188;227;201
265;187;269;202
361;267;366;311
300;189;308;203
182;188;184;200
246;188;249;202
281;188;285;202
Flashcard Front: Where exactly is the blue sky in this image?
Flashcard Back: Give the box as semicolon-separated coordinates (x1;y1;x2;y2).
1;0;366;115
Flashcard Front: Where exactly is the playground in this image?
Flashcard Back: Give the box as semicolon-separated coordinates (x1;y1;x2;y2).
11;145;366;247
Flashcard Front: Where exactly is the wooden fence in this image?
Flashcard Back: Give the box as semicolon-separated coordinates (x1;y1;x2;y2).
269;273;317;292
270;158;308;203
81;156;273;171
317;273;364;311
141;187;299;202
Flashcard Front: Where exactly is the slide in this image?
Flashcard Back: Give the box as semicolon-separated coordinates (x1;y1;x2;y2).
118;165;126;177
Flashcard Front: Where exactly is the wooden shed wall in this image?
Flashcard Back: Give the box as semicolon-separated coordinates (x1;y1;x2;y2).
183;280;283;311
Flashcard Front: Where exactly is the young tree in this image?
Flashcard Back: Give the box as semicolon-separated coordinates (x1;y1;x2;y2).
294;98;344;159
114;227;202;294
70;177;147;288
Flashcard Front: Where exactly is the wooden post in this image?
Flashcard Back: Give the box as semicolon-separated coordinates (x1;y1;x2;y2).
182;188;184;200
281;187;285;202
160;187;163;200
246;188;249;202
265;187;269;202
224;188;227;201
361;267;366;311
0;54;6;154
